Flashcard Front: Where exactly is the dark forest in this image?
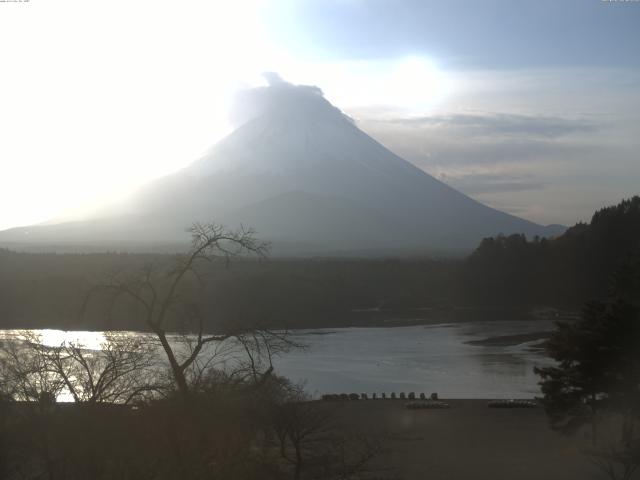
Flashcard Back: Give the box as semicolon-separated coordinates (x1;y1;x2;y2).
1;197;638;332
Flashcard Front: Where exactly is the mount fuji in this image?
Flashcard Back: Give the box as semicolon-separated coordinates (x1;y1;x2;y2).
0;76;564;255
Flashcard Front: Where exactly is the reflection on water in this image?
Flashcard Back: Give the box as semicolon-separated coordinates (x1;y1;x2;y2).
0;329;154;350
36;329;107;350
0;321;553;399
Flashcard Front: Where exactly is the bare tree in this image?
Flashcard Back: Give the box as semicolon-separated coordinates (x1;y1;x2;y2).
273;393;333;479
585;437;640;480
270;388;385;480
47;333;160;404
1;332;152;479
0;331;160;405
82;222;298;399
0;332;64;404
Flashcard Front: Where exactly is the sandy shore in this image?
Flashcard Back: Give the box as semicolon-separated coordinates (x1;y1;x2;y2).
330;399;604;480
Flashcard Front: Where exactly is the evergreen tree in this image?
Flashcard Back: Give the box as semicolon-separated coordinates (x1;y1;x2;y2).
536;254;640;480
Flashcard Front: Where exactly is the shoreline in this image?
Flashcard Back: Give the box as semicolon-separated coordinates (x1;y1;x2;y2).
0;307;578;335
464;331;553;347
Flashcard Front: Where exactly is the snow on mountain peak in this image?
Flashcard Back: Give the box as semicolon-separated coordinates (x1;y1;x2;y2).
189;76;367;177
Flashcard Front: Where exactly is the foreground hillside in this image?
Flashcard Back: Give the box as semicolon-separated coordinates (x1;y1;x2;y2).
338;400;597;480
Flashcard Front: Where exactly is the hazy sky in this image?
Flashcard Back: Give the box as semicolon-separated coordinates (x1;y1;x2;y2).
1;0;639;230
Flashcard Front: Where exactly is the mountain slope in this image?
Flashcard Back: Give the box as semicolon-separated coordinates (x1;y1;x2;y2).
0;79;564;255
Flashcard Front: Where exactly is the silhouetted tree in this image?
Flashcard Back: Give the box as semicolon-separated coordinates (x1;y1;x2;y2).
82;222;299;399
271;388;383;480
535;301;616;442
536;254;640;480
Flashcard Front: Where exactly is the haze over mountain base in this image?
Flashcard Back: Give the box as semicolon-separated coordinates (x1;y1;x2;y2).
0;77;564;255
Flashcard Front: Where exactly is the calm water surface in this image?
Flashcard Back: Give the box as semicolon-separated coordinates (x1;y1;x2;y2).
276;321;554;399
1;321;553;399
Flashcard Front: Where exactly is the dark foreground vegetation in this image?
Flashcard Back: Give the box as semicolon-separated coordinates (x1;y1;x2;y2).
332;400;596;480
0;379;386;480
0;196;638;332
0;197;638;479
534;246;640;480
0;226;386;480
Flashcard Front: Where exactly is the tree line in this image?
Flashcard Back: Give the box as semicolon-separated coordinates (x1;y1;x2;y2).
530;197;640;480
462;196;640;307
1;197;639;332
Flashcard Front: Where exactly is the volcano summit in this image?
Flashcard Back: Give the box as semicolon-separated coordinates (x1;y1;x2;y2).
0;76;564;255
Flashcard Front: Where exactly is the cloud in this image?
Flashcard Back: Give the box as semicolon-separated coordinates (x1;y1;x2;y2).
262;71;286;86
440;173;545;196
421;141;596;167
229;73;346;127
354;110;605;174
379;112;597;139
352;108;627;225
343;65;639;226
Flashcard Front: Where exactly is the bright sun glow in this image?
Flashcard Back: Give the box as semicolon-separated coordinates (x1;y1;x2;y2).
0;2;452;231
0;0;274;230
271;56;452;114
384;57;452;107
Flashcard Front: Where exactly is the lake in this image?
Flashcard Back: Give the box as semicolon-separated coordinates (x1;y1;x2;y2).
276;321;553;399
0;320;554;399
